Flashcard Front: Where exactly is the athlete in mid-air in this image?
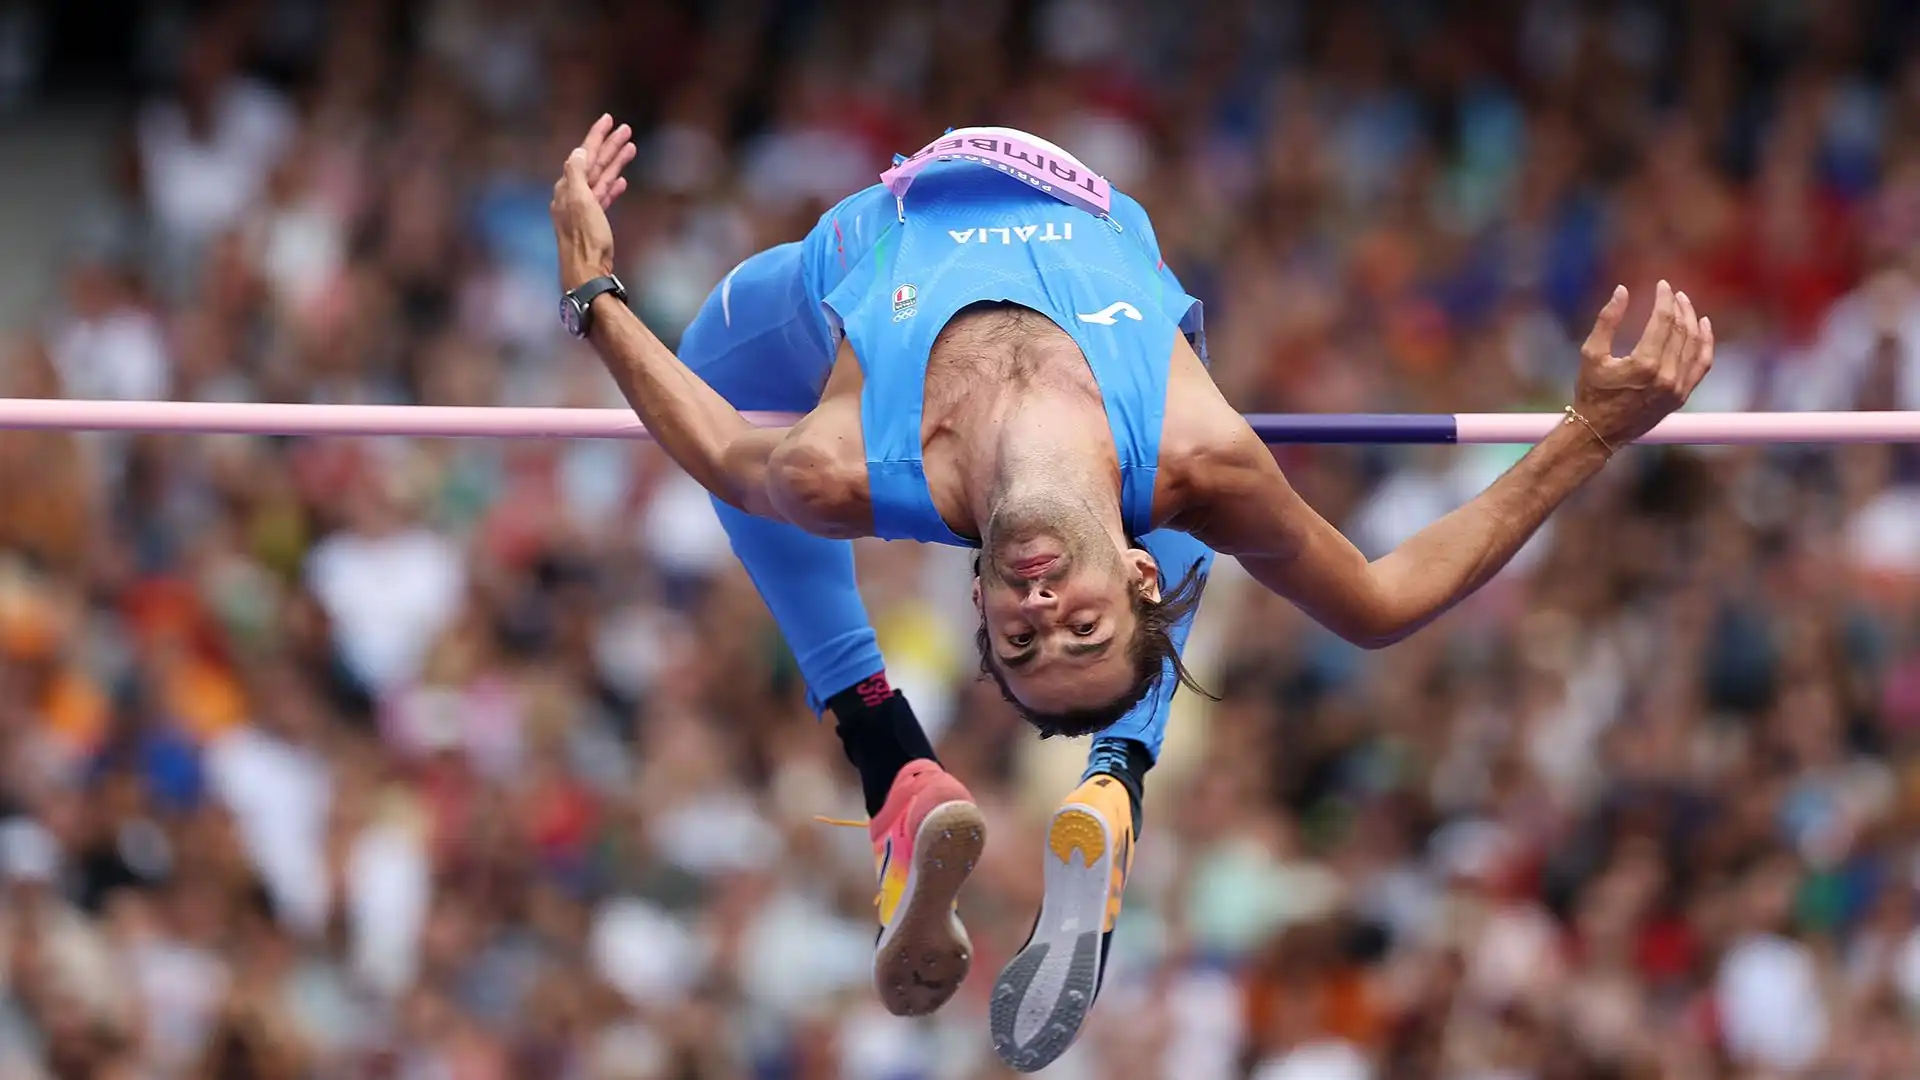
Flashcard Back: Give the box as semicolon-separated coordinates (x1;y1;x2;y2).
548;115;1712;1071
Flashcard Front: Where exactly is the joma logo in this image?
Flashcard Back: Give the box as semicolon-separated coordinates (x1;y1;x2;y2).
948;223;1074;245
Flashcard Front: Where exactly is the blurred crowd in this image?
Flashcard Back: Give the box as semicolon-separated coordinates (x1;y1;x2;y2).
6;0;1920;1077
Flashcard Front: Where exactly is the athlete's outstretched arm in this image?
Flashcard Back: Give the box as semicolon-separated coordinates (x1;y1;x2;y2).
1185;283;1714;648
550;116;859;529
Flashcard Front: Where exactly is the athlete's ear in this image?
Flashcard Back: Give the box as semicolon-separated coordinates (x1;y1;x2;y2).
971;575;983;612
1124;548;1161;602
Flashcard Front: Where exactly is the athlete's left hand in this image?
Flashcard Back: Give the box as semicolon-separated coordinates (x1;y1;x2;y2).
1571;280;1714;449
551;114;638;291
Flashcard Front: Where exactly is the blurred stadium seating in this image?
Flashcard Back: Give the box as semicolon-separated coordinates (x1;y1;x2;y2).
4;2;1920;1077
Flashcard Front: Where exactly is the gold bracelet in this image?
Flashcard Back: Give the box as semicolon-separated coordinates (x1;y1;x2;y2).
1563;405;1614;458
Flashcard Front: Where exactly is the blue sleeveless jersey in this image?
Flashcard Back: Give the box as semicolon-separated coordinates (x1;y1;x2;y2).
803;157;1206;547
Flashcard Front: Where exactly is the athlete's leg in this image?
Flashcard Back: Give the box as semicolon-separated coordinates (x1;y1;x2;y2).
708;497;939;810
680;242;980;1018
679;243;885;708
679;242;939;805
704;500;880;717
992;528;1215;1072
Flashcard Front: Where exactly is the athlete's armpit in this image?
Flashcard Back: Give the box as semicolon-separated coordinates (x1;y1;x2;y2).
1155;334;1402;645
1177;430;1404;647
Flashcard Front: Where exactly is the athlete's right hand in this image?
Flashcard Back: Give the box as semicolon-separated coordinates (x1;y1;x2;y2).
1571;280;1715;449
575;113;636;211
551;114;637;291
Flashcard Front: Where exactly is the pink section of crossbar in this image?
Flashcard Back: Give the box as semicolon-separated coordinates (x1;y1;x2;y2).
1452;412;1920;445
0;398;798;439
1;399;1918;444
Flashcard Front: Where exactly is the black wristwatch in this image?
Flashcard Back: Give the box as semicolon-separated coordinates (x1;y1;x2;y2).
560;275;628;338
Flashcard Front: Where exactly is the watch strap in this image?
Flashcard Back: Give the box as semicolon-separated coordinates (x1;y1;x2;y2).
569;274;625;307
566;275;627;335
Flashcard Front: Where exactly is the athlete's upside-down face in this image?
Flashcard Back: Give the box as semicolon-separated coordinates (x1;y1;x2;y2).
972;528;1161;719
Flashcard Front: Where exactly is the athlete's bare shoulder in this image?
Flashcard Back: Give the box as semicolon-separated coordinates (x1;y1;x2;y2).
766;340;873;539
1153;333;1274;531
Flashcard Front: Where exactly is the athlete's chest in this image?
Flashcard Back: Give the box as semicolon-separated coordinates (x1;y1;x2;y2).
830;172;1184;544
917;305;1104;423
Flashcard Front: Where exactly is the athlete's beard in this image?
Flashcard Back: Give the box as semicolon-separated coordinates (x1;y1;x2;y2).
981;480;1122;588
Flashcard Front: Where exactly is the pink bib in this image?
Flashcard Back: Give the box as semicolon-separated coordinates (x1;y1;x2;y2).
881;131;1114;220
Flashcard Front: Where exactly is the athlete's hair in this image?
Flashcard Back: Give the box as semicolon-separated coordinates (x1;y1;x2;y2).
974;552;1214;738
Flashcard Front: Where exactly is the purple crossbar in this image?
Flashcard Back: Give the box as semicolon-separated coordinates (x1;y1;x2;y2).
1244;413;1458;444
1;400;1918;445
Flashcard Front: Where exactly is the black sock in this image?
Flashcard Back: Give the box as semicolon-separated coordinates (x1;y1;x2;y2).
825;672;939;817
1085;737;1152;835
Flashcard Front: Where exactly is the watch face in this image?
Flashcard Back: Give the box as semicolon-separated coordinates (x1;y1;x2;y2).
559;295;582;337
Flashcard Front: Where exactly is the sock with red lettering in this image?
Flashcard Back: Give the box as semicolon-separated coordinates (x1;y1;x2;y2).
825;672;940;817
